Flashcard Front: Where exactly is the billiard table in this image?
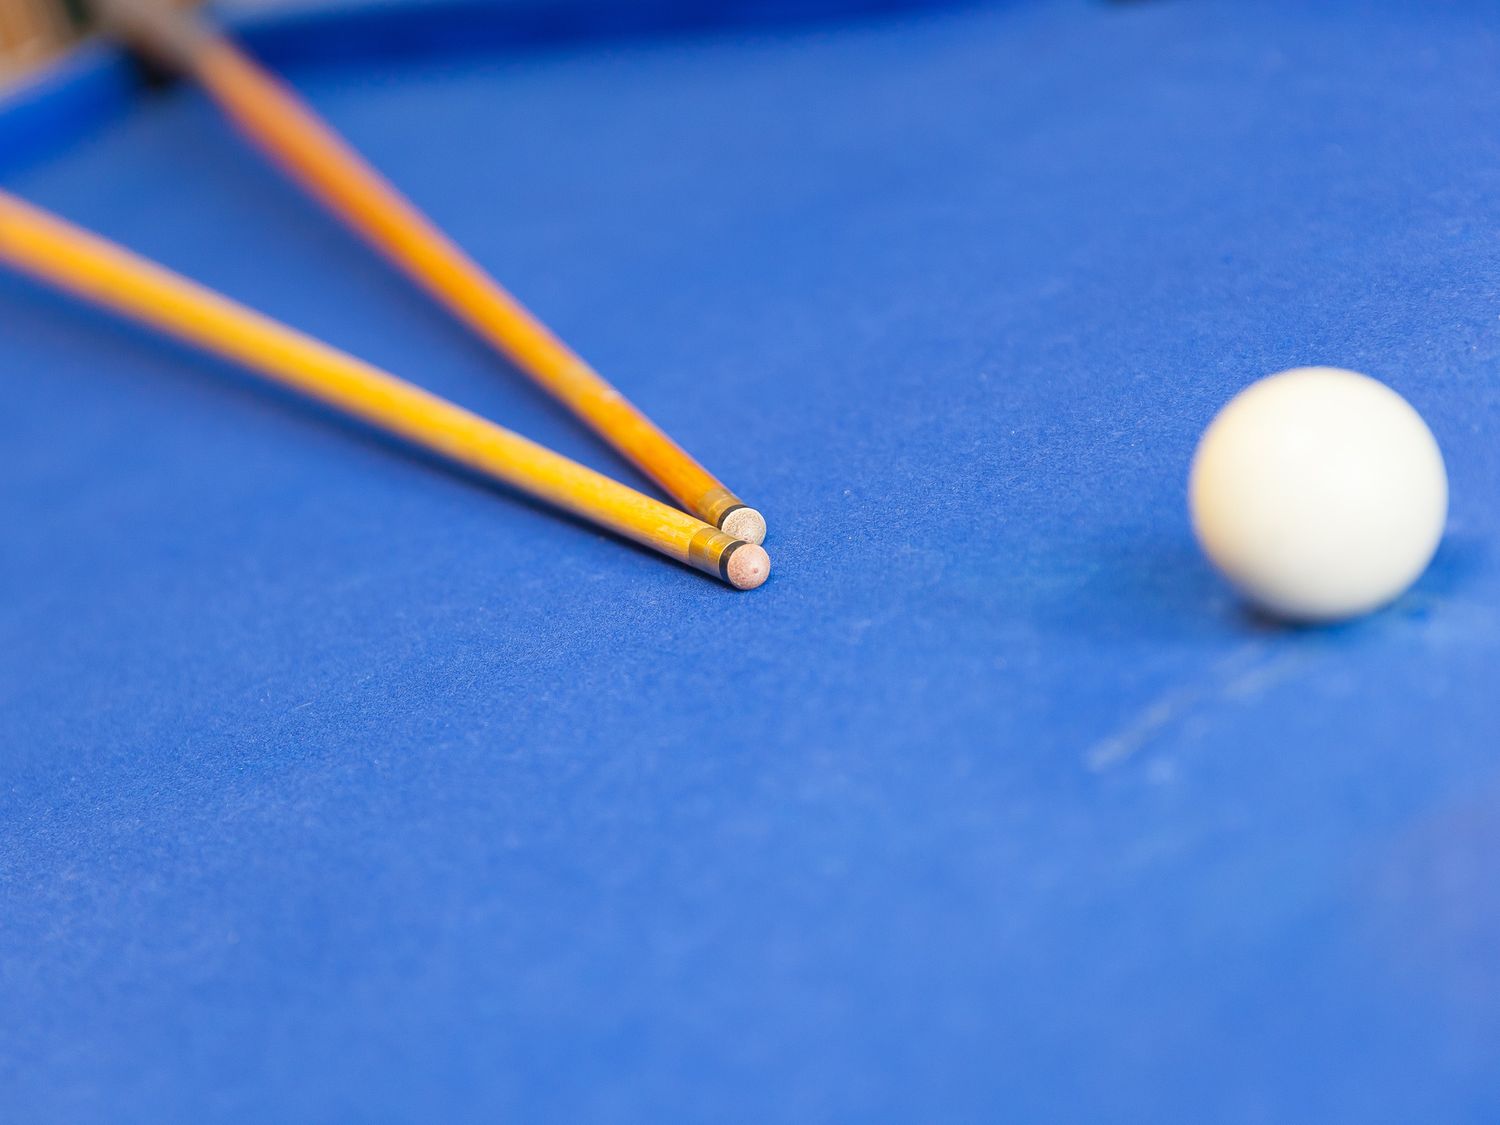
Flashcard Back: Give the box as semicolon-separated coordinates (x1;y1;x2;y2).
3;0;1499;1120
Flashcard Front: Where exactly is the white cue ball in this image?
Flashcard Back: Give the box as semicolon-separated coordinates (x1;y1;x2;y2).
1189;367;1447;622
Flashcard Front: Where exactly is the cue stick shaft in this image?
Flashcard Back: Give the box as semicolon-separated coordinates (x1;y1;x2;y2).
91;0;766;544
0;190;767;588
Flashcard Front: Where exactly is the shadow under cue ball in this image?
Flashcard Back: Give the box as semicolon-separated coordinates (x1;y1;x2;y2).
1189;367;1448;623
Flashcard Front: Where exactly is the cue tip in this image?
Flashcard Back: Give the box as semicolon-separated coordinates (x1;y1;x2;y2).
725;543;771;590
720;506;767;545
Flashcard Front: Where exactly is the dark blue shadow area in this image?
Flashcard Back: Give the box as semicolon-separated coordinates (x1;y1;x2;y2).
238;0;998;69
0;0;994;172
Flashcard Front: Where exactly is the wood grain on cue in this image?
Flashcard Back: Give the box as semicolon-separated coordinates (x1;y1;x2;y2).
93;0;768;545
0;190;771;589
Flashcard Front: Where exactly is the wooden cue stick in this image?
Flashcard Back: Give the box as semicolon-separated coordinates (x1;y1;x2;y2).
0;190;771;589
91;0;769;546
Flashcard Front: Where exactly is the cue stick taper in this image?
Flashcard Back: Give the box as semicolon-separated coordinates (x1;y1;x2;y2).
89;0;769;545
0;190;770;589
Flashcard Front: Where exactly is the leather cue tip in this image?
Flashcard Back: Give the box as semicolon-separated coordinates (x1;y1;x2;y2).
725;543;770;591
720;506;767;545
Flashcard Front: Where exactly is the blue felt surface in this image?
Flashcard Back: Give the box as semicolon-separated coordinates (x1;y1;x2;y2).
3;0;1500;1120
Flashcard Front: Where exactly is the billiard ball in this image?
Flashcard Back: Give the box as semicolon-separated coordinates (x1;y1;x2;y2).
1189;367;1447;622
